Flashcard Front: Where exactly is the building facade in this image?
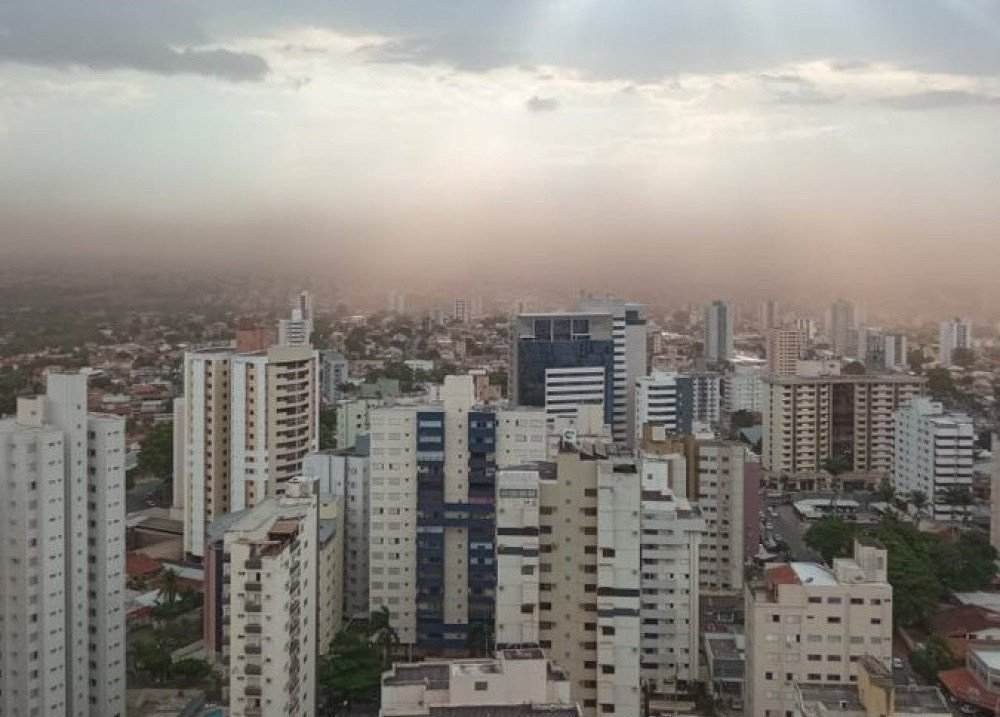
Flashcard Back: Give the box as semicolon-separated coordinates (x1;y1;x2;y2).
320;351;349;406
0;373;126;717
762;374;925;476
181;342;319;560
892;398;974;520
368;377;548;647
221;478;319;717
705;300;734;364
767;329;803;377
939;318;973;367
303;443;372;620
511;312;617;435
746;540;894;717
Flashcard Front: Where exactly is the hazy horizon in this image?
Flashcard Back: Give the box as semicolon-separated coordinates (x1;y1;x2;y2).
2;2;999;315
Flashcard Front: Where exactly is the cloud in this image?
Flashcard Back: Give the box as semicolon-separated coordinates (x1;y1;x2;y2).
0;1;268;81
525;95;559;112
878;89;1000;110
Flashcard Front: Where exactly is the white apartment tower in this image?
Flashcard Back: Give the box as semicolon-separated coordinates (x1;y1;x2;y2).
278;290;314;347
634;372;685;441
0;372;126;717
892;398;974;521
223;478;318;717
705;300;734;364
760;300;780;331
939;318;973;367
745;539;894;717
303;444;372;620
577;296;649;447
725;361;767;414
181;343;319;560
636;453;704;697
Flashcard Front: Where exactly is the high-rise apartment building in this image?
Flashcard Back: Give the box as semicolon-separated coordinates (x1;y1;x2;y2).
634;372;690;440
882;332;909;372
320;350;349;406
745;539;893;717
766;329;802;377
0;372;126;717
686;371;723;428
725;360;767;414
576;296;648;447
638;428;758;593
221;478;319;717
829;300;857;358
495;439;641;717
544;365;607;425
278;290;314;347
367;377;547;647
762;374;925;476
705;300;734;364
180;341;319;560
760;300;780;331
511;312;616;430
453;298;468;324
939;318;973;367
303;441;372;620
636;453;704;697
892;398;974;521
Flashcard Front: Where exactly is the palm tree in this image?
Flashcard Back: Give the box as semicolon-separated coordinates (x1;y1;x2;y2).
910;490;928;523
157;568;180;607
941;486;974;524
876;478;895;505
367;606;399;669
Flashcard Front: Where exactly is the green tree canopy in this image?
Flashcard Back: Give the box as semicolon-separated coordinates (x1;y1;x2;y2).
926;368;957;403
804;517;858;564
910;635;956;682
138;422;173;480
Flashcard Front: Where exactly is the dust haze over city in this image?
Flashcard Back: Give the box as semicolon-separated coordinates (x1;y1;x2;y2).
6;4;1000;717
3;1;1000;317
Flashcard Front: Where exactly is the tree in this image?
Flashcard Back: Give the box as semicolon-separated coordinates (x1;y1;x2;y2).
910;490;928;522
821;455;851;476
876;518;943;627
319;628;382;714
157;568;180;607
134;631;174;684
804;517;857;565
951;347;975;369
876;478;895;505
940;485;973;523
171;657;213;682
466;621;494;657
319;407;337;450
368;605;400;670
926;368;957;403
138;422;173;480
730;410;758;429
908;348;929;374
910;635;956;682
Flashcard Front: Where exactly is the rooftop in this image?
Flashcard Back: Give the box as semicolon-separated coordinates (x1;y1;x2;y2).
791;563;839;586
427;706;579;717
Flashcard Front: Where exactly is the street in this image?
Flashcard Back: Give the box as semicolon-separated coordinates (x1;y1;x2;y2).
127;475;167;514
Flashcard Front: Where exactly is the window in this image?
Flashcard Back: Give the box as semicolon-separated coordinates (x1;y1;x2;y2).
474;681;488;691
827;617;841;624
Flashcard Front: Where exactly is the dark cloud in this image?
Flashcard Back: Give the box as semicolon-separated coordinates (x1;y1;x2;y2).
222;1;1000;79
880;90;1000;110
0;1;268;81
525;95;559;113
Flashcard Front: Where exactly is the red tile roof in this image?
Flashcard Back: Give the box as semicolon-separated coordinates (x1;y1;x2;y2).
939;667;1000;712
930;606;1000;637
767;564;800;588
126;552;162;577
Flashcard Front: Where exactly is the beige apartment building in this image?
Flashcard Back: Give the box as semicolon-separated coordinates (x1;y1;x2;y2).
381;648;578;717
495;439;642;717
222;478;320;717
745;539;894;717
762;374;924;477
767;329;803;377
180;342;319;560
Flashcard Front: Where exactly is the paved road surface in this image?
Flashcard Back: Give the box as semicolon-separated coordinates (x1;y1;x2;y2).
769;503;823;563
127;476;166;513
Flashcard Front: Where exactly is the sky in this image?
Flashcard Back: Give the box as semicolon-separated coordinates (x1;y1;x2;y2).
2;1;1000;314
